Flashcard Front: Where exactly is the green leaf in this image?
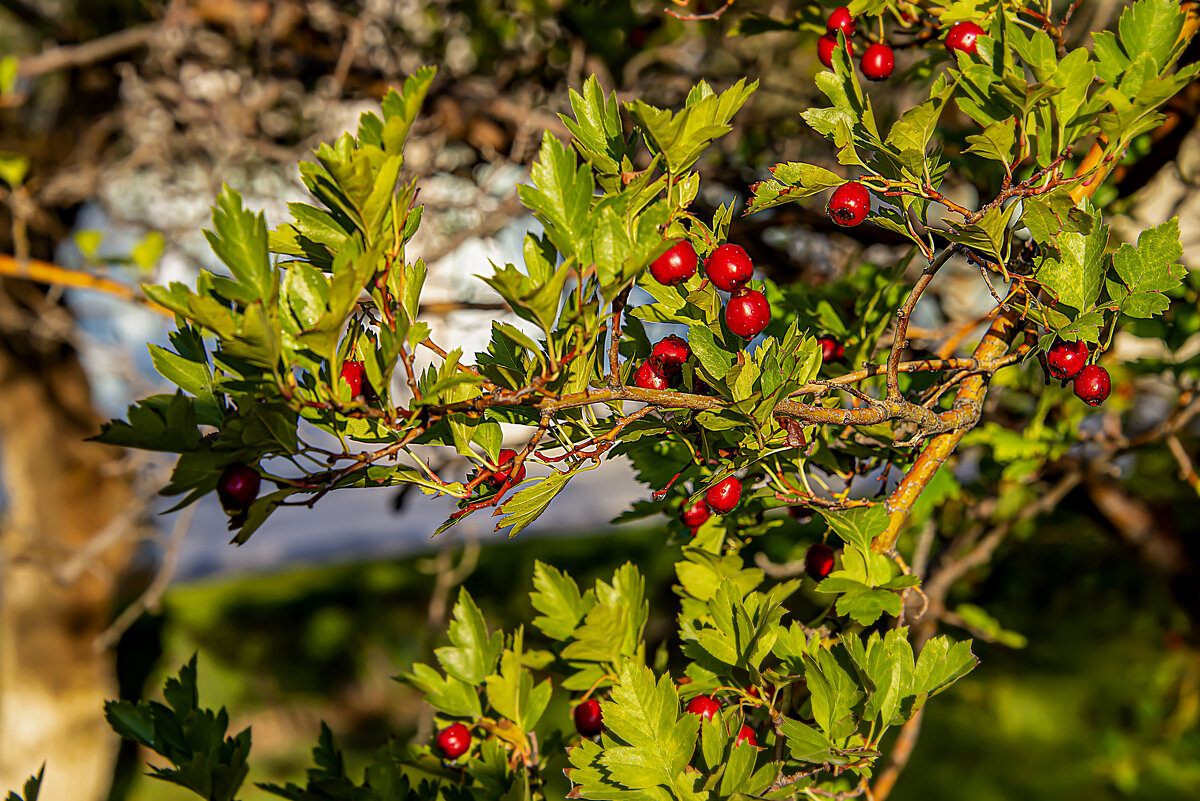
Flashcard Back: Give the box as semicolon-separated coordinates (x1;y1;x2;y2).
596;661;699;797
818;505;888;552
942;203;1014;264
562;75;629;174
434;589;504;685
912;636;979;696
131;231;166;272
779;718;838;764
530;561;596;641
1117;0;1185;71
745;163;842;214
496;469;576;537
954;604;1028;648
203;185;278;309
91;392;202;453
0;152;28;188
1034;208;1108;312
377;65;436;154
485;628;553;732
517;131;595;260
1109;217;1185;318
964;117;1016;165
1021;192;1095;248
836;587;903;626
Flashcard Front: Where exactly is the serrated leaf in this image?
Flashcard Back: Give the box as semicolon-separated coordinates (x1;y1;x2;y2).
836;587;902;626
434;589;504;685
818;505;887;552
531;561;595;640
1109;217;1185;318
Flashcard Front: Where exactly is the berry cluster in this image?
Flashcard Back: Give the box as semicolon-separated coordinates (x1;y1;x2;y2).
649;240;772;339
817;7;986;82
634;334;694;390
1047;339;1111;406
678;475;744;536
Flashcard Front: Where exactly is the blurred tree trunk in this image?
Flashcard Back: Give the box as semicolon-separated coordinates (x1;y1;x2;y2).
0;278;134;801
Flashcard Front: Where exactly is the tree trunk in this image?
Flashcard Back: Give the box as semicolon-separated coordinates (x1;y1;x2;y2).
0;278;134;801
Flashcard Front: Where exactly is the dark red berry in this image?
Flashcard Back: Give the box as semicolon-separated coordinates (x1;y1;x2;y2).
488;448;527;488
1073;364;1111;406
650;240;699;286
635;361;672;390
860;43;895;81
705;244;754;292
436;723;471;759
1046;339;1089;381
725;288;770;338
685;695;721;721
826;6;855;37
680;497;712;528
217;462;260;512
828;181;871;227
705;476;742;514
818;33;855;68
574;698;603;737
805;542;836;581
650;335;691;374
735;724;758;748
817;336;845;362
945;21;985;56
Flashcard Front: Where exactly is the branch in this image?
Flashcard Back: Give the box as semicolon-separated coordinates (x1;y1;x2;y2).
16;23;160;78
886;246;959;401
0;253;173;315
872;304;1024;553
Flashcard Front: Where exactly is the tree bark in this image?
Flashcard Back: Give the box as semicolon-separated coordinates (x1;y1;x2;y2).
0;278;134;801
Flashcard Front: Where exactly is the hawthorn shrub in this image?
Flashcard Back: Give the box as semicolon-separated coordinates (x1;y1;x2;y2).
64;1;1200;799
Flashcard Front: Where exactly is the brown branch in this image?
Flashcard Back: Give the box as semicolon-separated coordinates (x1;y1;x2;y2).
0;253;173;315
887;247;958;401
873;304;1024;553
607;285;631;389
16;23;160;78
1166;434;1200;495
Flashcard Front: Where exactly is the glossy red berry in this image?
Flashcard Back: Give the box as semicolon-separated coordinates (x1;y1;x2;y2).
488;448;527;488
436;723;471;759
635;361;672;390
574;698;603;737
1046;339;1089;381
650;240;699;286
827;181;871;227
735;725;758;748
217;462;260;512
817;336;845;362
945;21;985;56
818;33;855;68
680;497;712;528
685;695;721;721
826;7;855;37
339;359;371;398
725;288;770;338
705;244;754;292
705;476;742;514
1073;364;1111;406
860;43;895;81
651;335;691;374
805;542;836;581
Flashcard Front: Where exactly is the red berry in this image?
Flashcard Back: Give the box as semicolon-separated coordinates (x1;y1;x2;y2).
217;462;260;512
817;336;845;362
685;695;721;721
826;7;855;37
725;288;770;338
705;244;754;292
680;497;711;528
488;448;527;488
1046;339;1089;381
574;698;603;737
705;476;742;514
827;181;871;227
650;240;699;286
818;33;855;68
735;724;758;748
634;361;672;390
436;723;471;759
339;359;372;399
650;335;691;374
1073;364;1111;406
945;21;985;56
860;43;895;81
805;542;836;580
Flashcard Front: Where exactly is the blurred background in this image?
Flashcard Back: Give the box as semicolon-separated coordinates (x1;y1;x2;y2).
0;1;1197;800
